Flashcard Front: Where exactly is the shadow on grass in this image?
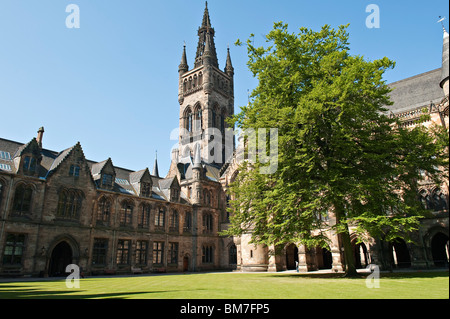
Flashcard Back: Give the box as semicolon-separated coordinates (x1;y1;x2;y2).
267;270;449;280
0;289;168;299
0;285;205;299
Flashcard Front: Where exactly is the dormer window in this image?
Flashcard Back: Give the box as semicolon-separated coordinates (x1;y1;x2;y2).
141;182;151;197
102;174;113;188
23;156;37;175
171;189;180;202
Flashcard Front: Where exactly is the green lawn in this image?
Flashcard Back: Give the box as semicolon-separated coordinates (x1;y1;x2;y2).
0;271;448;299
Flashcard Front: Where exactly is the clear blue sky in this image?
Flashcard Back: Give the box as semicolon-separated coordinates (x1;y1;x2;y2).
0;0;448;176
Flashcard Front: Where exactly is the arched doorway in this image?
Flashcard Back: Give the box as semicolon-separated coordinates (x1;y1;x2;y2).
391;239;411;268
285;244;299;270
183;255;190;272
431;232;449;267
353;242;369;269
49;241;73;277
318;247;332;270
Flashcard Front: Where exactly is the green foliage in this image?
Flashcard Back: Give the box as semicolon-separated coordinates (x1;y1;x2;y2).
222;22;448;265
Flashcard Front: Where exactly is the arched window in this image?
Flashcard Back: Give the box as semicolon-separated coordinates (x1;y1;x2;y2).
220;111;226;132
169;210;179;232
431;189;448;211
203;213;213;234
12;184;33;217
183;79;187;92
184;107;193;133
212;107;217;128
188;77;192;90
138;204;151;228
194;105;203;131
155;208;165;228
57;189;83;219
419;189;432;210
97;196;111;224
193;74;197;88
184;211;192;232
120;200;133;226
198;72;203;85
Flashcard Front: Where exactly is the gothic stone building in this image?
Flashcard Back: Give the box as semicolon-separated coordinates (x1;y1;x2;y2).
0;3;236;277
0;3;448;277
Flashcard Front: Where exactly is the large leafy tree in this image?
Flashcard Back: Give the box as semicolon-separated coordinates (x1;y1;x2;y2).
224;22;448;276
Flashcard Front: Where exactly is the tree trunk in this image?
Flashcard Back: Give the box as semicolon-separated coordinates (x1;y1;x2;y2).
334;203;358;277
340;226;358;277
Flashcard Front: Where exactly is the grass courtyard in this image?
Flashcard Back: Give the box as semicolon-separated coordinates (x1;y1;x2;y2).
0;271;448;299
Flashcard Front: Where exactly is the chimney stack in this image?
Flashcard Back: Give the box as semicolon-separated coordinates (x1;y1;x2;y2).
37;127;44;148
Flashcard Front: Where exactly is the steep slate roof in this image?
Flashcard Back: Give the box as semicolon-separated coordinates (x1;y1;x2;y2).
386;68;444;114
0;136;180;204
46;144;77;177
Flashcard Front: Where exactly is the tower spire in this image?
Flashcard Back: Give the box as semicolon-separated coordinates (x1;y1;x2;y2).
195;1;218;68
153;151;159;177
201;1;211;28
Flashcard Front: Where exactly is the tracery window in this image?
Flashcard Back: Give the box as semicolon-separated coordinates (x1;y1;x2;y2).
97;197;111;224
57;189;83;220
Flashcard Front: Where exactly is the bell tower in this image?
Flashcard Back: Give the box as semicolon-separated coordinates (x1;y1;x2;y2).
176;1;234;168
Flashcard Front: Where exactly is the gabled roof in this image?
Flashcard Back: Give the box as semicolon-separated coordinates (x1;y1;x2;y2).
129;168;150;184
46;144;77;176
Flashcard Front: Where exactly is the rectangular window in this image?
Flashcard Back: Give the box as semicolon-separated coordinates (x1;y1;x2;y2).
141;182;151;197
168;242;178;264
92;238;108;266
102;174;113;187
202;246;214;264
69;165;80;177
3;234;26;265
152;242;164;264
23;156;36;174
0;151;11;160
135;240;148;265
116;239;130;265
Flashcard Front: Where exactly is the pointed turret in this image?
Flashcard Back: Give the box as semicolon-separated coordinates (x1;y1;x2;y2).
225;47;234;76
440;26;449;96
194;1;218;68
178;44;189;75
203;32;213;65
153;152;160;177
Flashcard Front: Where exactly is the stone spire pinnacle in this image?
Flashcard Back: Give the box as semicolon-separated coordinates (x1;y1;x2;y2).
195;1;218;68
225;46;234;75
201;1;211;28
178;43;189;74
153;151;159;177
